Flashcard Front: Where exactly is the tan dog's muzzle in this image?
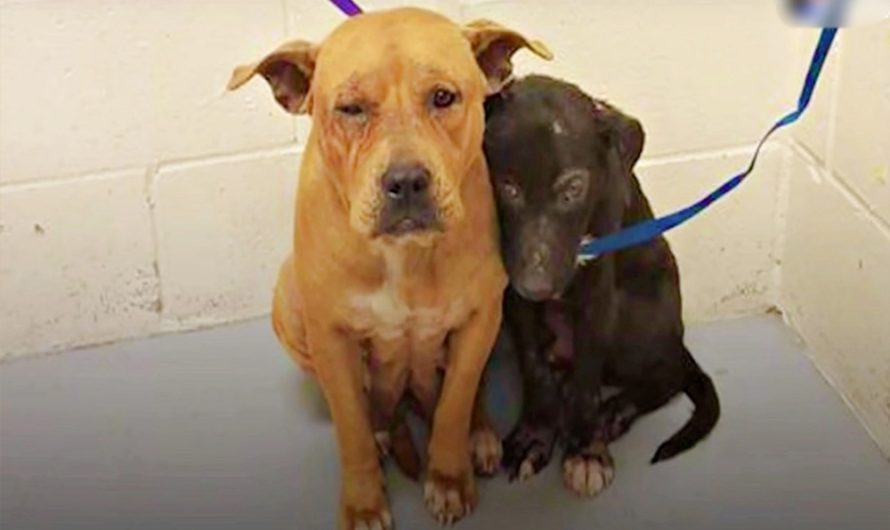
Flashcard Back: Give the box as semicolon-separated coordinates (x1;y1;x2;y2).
376;161;441;237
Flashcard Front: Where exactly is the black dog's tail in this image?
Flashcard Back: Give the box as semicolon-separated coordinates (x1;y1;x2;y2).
651;368;720;464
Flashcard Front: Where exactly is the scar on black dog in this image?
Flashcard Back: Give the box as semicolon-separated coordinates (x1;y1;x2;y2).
484;75;720;496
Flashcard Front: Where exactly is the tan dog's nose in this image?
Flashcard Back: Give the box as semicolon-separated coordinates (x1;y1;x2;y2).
377;163;438;236
382;163;431;203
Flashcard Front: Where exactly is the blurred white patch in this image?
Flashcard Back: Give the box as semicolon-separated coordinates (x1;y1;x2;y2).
781;0;890;26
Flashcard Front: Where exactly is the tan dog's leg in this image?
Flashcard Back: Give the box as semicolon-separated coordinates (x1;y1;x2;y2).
369;347;409;453
273;257;389;528
271;255;313;374
369;346;421;480
409;349;444;422
307;324;391;530
424;296;502;525
470;388;502;477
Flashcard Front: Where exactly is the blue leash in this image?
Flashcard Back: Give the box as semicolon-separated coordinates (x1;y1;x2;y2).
327;1;838;259
578;27;837;259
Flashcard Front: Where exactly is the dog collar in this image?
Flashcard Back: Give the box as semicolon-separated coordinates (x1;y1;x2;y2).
576;235;599;266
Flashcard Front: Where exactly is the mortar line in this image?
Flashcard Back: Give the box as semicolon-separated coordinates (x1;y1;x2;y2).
770;141;795;310
824;31;845;172
143;163;165;318
0;142;303;193
0;167;148;193
789;140;890;239
636;141;781;170
154;142;303;172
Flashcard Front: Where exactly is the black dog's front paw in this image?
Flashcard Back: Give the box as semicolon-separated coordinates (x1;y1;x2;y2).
502;421;557;482
561;440;614;498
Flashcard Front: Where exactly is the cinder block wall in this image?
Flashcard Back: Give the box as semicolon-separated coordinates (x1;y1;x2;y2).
783;23;890;457
0;0;799;359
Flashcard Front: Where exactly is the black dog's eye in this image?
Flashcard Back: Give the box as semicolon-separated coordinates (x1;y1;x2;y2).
431;88;458;109
336;103;365;117
499;179;522;203
558;173;588;206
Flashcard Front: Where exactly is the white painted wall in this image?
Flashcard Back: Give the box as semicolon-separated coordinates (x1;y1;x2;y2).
782;22;890;458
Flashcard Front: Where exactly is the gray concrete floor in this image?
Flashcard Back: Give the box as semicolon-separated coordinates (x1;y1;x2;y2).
1;316;888;530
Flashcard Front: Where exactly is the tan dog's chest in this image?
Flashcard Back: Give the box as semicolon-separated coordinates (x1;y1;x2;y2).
347;245;468;355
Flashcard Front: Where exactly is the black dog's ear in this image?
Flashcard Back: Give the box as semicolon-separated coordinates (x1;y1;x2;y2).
593;100;645;171
615;114;645;170
586;101;644;237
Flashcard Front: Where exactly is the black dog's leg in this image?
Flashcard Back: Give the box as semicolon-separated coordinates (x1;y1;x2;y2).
562;339;615;497
502;290;561;481
598;341;720;463
562;263;617;497
596;381;679;443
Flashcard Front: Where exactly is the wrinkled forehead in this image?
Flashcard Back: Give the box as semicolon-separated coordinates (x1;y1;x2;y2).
314;9;480;93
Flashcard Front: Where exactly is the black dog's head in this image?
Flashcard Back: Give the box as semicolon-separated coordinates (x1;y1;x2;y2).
484;76;644;301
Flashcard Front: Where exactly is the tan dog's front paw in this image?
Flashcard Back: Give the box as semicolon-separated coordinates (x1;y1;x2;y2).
423;469;477;525
340;473;392;530
341;500;392;530
341;508;392;530
469;425;502;477
562;442;614;498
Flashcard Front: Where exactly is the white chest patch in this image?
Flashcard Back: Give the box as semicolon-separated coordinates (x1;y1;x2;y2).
349;246;410;340
553;120;566;135
349;245;464;342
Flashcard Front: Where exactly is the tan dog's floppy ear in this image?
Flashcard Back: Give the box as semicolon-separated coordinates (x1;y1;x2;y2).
463;19;553;95
227;40;318;114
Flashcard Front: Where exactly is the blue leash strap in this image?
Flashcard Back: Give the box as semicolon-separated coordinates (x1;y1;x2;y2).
579;27;838;258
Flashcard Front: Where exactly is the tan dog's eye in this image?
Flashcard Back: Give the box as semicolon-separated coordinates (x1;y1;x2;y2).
431;88;458;109
335;102;365;117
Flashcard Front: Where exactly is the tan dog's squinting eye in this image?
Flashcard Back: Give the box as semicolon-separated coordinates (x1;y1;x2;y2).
336;102;366;117
334;99;373;128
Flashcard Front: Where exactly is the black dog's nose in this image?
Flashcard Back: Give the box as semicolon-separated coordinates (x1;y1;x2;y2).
382;163;431;202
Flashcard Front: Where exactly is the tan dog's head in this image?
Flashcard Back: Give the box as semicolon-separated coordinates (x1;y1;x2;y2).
229;8;551;241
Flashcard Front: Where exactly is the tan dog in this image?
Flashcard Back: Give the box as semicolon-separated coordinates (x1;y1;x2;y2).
228;8;550;529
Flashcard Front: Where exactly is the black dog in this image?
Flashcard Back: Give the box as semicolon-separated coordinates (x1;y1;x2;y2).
484;75;720;496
